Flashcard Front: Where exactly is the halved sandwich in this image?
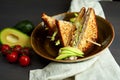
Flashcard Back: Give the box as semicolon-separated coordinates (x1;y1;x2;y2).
41;7;99;53
70;7;99;53
56;20;76;46
41;13;76;46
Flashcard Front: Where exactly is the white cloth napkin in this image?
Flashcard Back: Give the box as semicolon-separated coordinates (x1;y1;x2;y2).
29;0;120;80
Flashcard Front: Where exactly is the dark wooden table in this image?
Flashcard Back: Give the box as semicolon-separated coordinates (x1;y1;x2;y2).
0;0;120;80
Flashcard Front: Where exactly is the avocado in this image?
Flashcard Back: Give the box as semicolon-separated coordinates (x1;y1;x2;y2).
13;20;34;36
0;28;31;47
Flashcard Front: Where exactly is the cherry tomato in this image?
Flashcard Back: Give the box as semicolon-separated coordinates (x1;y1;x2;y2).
6;51;18;63
1;44;11;55
21;47;30;56
12;45;22;54
19;55;30;66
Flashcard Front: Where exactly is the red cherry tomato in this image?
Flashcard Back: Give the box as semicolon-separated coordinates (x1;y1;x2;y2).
12;45;22;52
1;44;11;55
6;51;18;63
19;55;30;66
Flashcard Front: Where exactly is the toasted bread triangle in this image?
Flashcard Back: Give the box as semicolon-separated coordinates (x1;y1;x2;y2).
41;13;56;32
56;20;75;46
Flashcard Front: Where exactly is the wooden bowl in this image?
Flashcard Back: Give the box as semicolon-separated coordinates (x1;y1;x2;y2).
31;12;115;62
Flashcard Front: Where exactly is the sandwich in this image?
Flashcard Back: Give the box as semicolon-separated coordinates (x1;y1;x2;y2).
41;13;76;46
70;7;99;53
41;7;100;60
56;20;76;47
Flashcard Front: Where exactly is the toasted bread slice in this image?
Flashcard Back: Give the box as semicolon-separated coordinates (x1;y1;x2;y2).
56;20;76;46
41;13;56;32
77;8;98;52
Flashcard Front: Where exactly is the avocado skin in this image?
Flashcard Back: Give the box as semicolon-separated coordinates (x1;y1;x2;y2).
14;20;34;36
0;28;31;47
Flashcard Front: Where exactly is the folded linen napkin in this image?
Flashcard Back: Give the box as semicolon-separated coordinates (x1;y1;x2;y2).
29;0;120;80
